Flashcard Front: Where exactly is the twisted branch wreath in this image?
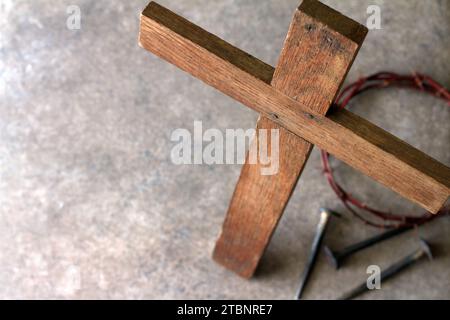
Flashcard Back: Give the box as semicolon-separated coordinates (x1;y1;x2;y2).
322;72;450;228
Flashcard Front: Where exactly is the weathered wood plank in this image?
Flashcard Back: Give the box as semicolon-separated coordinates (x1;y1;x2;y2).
213;1;367;277
141;2;274;85
139;2;450;214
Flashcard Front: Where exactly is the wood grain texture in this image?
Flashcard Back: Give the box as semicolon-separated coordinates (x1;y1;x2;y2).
213;1;367;277
139;2;450;213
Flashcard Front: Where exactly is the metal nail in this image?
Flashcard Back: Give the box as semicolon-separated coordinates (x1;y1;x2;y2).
339;239;433;300
295;208;340;299
324;226;412;269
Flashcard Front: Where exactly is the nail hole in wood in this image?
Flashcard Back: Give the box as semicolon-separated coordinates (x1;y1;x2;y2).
305;24;316;32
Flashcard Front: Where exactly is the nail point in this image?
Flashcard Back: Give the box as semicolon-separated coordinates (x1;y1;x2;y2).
323;245;340;270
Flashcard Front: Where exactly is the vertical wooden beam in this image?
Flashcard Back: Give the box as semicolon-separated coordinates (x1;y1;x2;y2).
213;0;368;278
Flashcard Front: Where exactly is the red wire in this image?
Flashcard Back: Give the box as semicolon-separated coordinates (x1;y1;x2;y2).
322;72;450;229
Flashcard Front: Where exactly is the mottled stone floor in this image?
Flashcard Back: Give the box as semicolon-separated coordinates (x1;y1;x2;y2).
1;0;449;299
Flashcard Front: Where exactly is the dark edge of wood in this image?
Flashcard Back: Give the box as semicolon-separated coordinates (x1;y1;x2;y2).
299;0;368;45
141;1;274;84
329;109;450;190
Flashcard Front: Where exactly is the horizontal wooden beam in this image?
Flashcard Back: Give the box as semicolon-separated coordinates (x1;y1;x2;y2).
139;2;450;213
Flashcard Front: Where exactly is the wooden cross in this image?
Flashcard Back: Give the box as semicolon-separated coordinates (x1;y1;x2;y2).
139;0;450;278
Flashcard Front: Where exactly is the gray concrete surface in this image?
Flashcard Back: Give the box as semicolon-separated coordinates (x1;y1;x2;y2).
1;0;449;299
